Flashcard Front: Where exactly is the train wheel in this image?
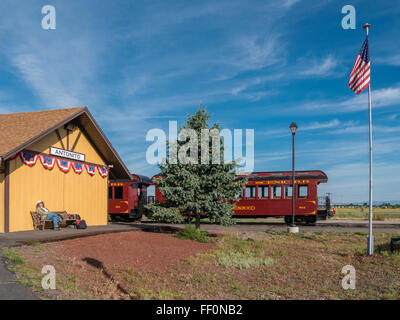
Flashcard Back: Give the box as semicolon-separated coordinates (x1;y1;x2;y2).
110;214;123;222
284;216;292;225
305;215;317;226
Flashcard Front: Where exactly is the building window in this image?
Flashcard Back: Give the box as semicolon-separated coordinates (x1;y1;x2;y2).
285;185;293;198
245;186;256;198
271;185;282;199
298;185;308;198
258;186;269;198
108;187;113;199
114;186;124;199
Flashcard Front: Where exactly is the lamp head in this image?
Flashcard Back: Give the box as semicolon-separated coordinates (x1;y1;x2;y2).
289;122;298;135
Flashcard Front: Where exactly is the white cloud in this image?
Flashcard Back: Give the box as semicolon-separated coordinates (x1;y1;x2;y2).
299;54;338;77
258;119;342;137
12;53;83;107
302;119;340;130
282;0;302;8
376;54;400;66
319;161;400;203
298;84;400;114
223;34;286;74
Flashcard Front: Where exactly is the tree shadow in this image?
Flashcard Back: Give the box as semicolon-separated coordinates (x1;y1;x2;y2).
82;257;136;299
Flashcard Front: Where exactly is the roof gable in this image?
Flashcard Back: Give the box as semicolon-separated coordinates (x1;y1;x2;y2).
0;107;84;157
0;107;131;179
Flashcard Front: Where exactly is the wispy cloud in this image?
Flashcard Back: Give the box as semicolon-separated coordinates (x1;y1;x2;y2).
297;84;400;114
376;54;400;66
302;119;340;130
282;0;302;8
299;54;339;77
228;34;286;72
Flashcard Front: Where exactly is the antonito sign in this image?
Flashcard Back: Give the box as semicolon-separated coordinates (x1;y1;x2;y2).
50;147;85;162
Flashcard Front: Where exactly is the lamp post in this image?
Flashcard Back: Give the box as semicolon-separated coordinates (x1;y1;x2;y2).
288;122;299;233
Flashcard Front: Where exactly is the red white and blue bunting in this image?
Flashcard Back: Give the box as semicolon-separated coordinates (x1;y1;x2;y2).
39;154;56;170
98;166;109;178
18;151;109;178
72;162;84;174
20;151;38;166
56;158;71;173
85;164;97;176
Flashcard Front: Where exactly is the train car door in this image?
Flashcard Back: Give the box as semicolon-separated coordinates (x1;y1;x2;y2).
109;182;129;214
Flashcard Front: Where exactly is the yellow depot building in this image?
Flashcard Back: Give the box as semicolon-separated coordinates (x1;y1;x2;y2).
0;107;131;233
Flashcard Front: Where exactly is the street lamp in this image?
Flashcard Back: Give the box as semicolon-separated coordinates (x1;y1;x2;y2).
288;122;299;233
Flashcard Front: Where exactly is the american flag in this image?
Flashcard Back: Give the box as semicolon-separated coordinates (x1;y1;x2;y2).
348;36;370;94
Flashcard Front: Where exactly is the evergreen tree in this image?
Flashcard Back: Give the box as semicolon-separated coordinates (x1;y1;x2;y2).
147;106;247;229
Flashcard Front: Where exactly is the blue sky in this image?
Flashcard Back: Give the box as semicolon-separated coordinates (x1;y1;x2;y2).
0;1;399;203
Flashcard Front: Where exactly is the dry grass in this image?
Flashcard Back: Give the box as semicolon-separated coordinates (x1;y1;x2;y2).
4;230;400;300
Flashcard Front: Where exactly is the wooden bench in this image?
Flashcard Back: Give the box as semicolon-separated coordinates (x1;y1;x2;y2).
30;211;77;230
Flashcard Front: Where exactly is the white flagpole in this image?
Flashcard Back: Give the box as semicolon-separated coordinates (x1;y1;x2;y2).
363;23;374;255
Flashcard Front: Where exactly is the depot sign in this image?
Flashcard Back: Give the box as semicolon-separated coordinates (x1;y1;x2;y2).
50;147;85;162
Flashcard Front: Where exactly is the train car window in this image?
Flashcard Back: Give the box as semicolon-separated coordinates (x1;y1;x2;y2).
298;185;308;198
108;187;113;199
245;186;256;198
114;186;124;199
271;185;282;199
258;186;269;198
285;185;293;198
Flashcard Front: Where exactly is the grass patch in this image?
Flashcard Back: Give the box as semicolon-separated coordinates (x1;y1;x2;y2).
217;250;274;269
216;238;274;269
3;249;26;266
176;226;212;243
2;248;45;293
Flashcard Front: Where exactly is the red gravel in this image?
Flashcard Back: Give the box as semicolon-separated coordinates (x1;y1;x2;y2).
46;231;215;273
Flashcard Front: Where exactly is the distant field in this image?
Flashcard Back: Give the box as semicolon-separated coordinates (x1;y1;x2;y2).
335;207;400;213
334;208;400;220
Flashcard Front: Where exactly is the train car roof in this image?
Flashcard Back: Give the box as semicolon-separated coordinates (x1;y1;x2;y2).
237;170;328;181
131;174;152;183
110;173;151;184
152;170;327;181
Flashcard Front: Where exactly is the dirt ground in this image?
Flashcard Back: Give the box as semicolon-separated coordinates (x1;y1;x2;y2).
5;229;400;300
11;231;215;299
49;231;214;272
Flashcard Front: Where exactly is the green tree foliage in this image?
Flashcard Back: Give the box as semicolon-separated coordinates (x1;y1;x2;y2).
146;106;247;229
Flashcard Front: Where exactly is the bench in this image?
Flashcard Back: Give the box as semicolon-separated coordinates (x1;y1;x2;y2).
30;211;77;230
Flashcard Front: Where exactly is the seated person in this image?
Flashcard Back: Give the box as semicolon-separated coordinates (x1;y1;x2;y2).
36;200;62;231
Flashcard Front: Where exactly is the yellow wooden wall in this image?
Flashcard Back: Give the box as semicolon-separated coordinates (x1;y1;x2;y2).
7;126;108;232
0;174;4;233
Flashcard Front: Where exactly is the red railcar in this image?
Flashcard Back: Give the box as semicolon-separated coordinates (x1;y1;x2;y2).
234;170;332;224
152;170;333;225
108;173;151;221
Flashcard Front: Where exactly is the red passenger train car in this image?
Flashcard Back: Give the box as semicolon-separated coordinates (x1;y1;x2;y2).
152;170;333;225
233;170;332;224
108;173;151;221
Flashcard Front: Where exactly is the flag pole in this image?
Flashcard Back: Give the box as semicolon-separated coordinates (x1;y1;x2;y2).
363;23;374;255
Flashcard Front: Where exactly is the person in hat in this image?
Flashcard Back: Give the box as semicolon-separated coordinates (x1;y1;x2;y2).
36;200;62;231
